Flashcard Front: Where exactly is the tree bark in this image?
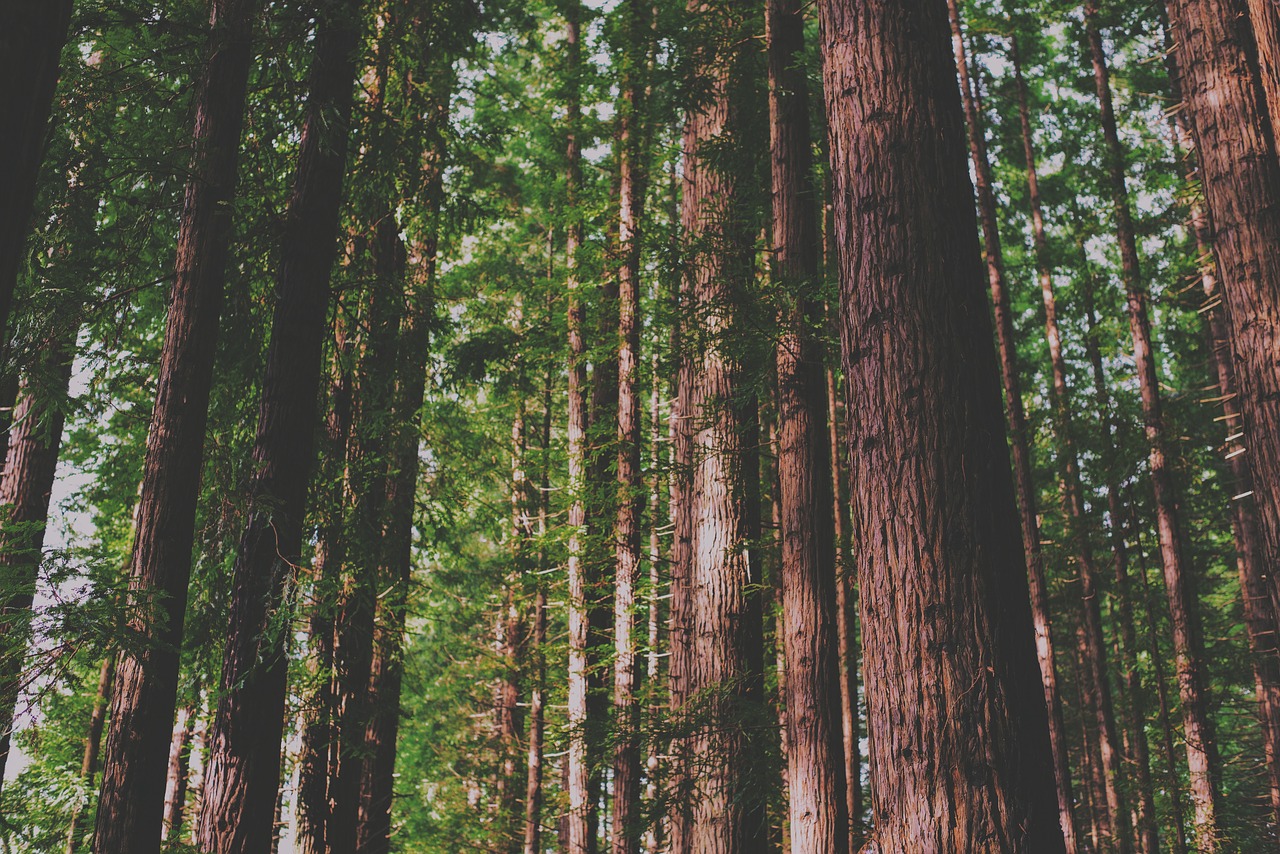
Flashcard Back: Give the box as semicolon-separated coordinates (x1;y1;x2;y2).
162;701;198;842
817;0;1067;849
195;7;361;851
1244;0;1280;148
523;369;554;854
0;331;75;791
948;14;1089;851
766;0;849;850
612;0;652;846
1083;5;1223;846
94;3;261;849
0;0;73;345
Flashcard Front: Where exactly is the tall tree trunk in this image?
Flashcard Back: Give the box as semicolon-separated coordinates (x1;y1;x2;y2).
1010;40;1161;853
1244;0;1280;148
642;357;665;854
66;656;115;854
1083;5;1222;846
948;13;1089;850
611;0;652;845
825;366;862;852
0;331;75;790
669;0;766;850
354;162;444;854
1079;269;1188;854
523;369;554;854
0;0;73;345
766;0;848;850
1160;19;1280;823
94;3;261;849
196;8;361;850
817;0;1067;849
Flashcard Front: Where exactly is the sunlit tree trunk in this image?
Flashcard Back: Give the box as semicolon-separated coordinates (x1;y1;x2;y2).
818;0;1066;848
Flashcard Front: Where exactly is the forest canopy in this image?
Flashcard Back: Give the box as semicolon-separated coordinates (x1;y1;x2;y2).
2;0;1280;852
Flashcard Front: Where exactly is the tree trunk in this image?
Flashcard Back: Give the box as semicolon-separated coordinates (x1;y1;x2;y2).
669;0;767;850
0;0;73;345
825;366;862;852
195;8;360;851
162;701;198;842
611;0;652;846
94;3;261;849
948;13;1089;850
523;370;553;854
1083;5;1222;846
766;0;849;850
66;656;115;854
0;331;75;791
1244;0;1280;148
817;0;1067;849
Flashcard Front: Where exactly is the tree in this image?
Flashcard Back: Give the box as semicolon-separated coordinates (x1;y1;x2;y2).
94;2;262;849
818;0;1066;848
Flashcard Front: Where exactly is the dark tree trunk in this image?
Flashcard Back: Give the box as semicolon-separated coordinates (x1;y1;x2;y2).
0;0;73;344
817;0;1066;849
1244;0;1280;147
766;0;848;850
66;656;115;854
1083;5;1222;845
947;13;1086;850
195;8;361;851
94;3;261;849
523;370;553;854
668;0;766;851
0;332;75;791
611;0;652;846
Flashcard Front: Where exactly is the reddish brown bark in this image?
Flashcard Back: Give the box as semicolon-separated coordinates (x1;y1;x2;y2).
65;657;115;854
94;3;261;849
1244;0;1280;148
1084;5;1222;845
0;0;73;344
767;0;848;850
0;333;75;791
195;8;361;851
948;13;1086;850
818;0;1066;848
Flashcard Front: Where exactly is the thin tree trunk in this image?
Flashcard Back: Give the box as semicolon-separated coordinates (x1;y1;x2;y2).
0;0;73;345
95;3;261;849
523;369;553;854
1079;271;1188;854
1083;5;1222;846
642;356;665;854
766;0;848;849
818;0;1067;849
0;332;75;791
611;0;652;845
162;701;198;842
948;13;1088;850
65;656;115;854
825;365;862;852
196;8;361;850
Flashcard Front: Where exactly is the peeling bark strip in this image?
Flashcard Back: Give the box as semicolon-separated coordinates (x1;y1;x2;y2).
195;6;362;851
766;0;849;849
947;10;1084;851
95;3;262;850
817;0;1065;849
0;0;73;346
1082;4;1222;846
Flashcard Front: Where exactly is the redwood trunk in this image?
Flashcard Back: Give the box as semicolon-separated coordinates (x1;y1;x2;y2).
948;12;1087;850
1244;0;1280;148
0;334;75;790
66;657;115;854
0;0;73;344
523;372;553;854
196;8;360;850
1084;5;1222;845
767;0;848;849
817;0;1066;849
162;702;198;841
94;3;261;849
